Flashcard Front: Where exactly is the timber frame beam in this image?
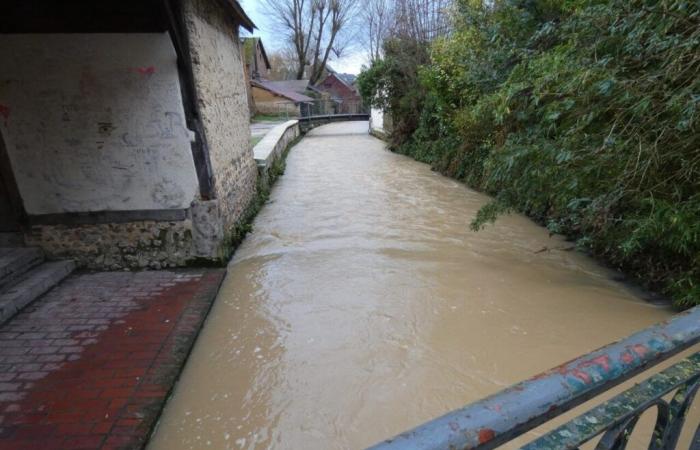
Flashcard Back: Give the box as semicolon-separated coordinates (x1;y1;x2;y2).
162;0;217;201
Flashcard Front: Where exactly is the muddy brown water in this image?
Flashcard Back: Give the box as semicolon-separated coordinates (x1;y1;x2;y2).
149;122;683;449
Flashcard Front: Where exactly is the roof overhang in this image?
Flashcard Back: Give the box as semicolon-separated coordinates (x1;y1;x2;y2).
219;0;256;33
258;40;272;70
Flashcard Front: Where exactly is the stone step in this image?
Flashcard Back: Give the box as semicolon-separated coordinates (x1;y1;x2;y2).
0;233;24;247
0;260;76;325
0;247;44;290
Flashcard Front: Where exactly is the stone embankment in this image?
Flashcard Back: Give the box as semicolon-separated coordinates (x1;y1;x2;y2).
253;120;300;187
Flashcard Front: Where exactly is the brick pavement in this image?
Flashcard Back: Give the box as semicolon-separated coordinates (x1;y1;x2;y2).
0;269;225;450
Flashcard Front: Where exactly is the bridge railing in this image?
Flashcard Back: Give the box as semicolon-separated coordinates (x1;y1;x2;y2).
301;99;368;117
367;306;700;450
260;100;369;126
293;100;370;132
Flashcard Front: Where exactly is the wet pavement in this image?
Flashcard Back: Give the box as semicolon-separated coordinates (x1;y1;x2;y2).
0;269;223;450
149;122;673;450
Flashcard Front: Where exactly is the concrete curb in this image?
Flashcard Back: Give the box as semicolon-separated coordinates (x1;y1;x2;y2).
253;120;300;182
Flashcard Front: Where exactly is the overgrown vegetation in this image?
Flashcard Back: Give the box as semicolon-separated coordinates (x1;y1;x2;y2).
251;136;264;148
358;0;700;307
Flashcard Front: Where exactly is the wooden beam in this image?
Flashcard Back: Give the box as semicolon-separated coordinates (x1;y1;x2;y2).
161;0;216;201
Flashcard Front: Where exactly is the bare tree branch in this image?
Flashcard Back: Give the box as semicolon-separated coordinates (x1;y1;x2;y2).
262;0;359;82
361;0;393;63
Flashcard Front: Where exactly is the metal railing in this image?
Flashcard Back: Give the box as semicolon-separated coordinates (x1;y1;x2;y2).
295;100;369;132
301;99;368;117
367;306;700;450
259;100;369;120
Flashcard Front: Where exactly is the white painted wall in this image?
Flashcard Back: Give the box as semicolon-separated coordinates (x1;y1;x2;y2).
0;33;199;214
370;107;385;133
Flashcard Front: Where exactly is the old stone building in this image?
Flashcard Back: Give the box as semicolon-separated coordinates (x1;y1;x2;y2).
0;0;259;269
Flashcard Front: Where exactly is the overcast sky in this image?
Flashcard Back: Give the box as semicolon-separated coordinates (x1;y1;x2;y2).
239;0;367;75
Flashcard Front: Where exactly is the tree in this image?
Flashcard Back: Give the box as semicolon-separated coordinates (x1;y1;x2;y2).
262;0;360;83
391;0;452;42
268;48;300;80
358;0;453;119
361;0;393;63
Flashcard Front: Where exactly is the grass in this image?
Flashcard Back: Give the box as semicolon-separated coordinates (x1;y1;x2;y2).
250;136;263;148
252;113;290;123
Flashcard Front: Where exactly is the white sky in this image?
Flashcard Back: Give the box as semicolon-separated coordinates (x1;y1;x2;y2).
239;0;367;75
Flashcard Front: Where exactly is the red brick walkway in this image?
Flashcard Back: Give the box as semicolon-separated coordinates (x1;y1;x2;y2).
0;269;225;450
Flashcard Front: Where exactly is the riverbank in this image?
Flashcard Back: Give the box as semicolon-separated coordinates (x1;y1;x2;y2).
357;0;699;308
217;121;301;263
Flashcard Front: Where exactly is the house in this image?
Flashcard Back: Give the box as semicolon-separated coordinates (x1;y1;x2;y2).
241;37;271;116
241;37;271;81
239;37;315;117
250;79;314;117
0;0;260;270
314;71;364;114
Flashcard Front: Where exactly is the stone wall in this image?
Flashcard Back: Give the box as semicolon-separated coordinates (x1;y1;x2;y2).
25;220;194;270
23;196;229;269
184;0;258;231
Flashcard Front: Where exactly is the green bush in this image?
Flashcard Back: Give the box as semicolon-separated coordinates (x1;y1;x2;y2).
360;0;700;307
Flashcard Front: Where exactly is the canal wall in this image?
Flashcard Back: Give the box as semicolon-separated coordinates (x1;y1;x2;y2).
212;120;301;260
253;120;300;188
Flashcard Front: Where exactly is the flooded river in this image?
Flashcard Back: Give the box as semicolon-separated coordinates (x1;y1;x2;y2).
149;122;674;449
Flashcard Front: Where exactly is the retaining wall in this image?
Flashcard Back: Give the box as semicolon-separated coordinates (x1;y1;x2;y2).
253;120;300;187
